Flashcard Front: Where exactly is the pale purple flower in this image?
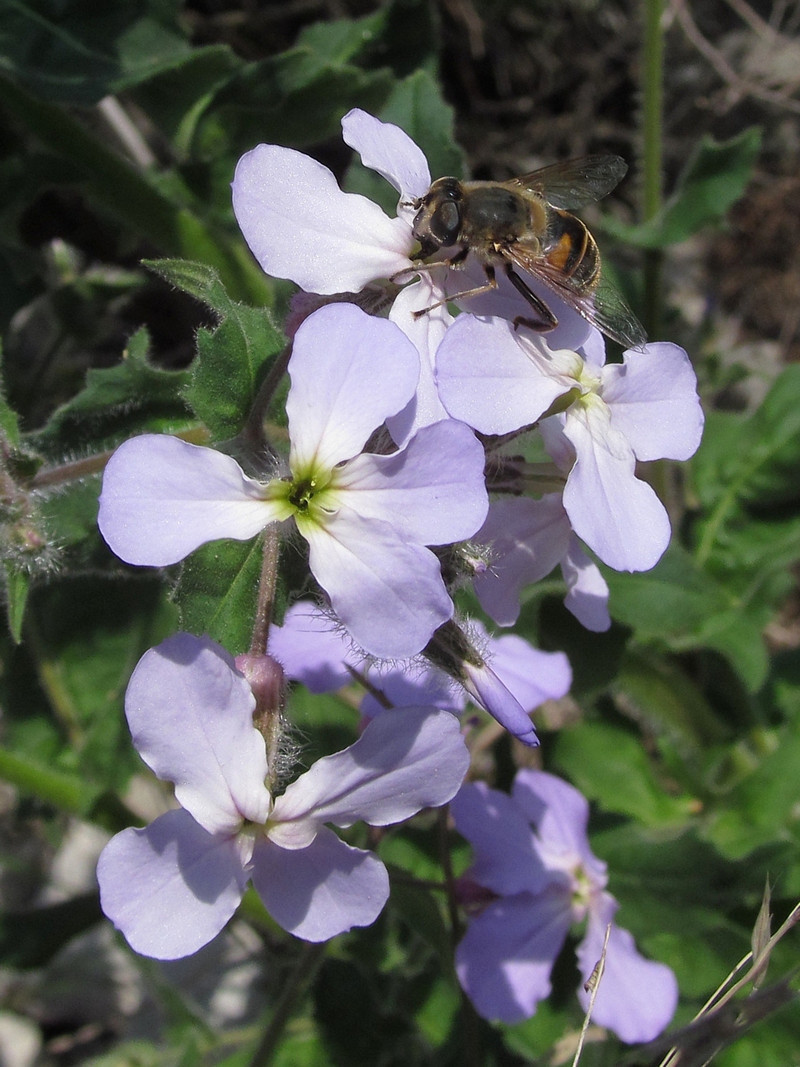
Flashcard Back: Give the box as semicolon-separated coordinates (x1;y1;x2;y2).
436;314;704;571
98;303;488;659
97;633;470;958
452;771;678;1042
232;110;592;349
474;494;611;632
267;602;571;746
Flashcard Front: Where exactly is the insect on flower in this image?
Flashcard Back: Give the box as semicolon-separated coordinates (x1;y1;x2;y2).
407;155;647;351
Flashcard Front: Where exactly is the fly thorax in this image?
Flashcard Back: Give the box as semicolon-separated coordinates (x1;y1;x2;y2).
462;186;531;246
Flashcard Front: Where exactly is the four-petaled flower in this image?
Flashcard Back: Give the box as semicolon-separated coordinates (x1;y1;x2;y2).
452;770;678;1042
97;633;470;958
437;314;704;571
98;303;488;659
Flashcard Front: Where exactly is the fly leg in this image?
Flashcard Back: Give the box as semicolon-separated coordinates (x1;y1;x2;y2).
504;263;558;333
411;258;501;320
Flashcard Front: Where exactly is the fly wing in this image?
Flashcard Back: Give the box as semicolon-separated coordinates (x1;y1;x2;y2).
506;155;629;210
505;241;647;351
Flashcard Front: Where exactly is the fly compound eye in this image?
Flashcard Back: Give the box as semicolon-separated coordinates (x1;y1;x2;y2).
430;199;461;245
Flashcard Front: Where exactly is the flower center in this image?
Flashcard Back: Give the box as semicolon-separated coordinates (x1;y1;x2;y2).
265;462;338;526
288;475;320;513
570;863;594;919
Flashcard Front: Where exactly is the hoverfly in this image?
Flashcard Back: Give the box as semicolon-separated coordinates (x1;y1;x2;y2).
408;155;646;350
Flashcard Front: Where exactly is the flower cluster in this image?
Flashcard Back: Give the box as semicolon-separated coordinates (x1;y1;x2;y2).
95;108;693;1041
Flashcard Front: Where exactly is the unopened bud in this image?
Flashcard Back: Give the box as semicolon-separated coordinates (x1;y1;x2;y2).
235;653;286;777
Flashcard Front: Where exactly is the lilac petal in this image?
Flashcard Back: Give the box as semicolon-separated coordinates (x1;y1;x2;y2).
341;108;431;202
336;419;488;544
436;315;574;434
251;827;389;941
577;892;678;1043
287;305;419;469
447;261;594;352
232;145;413;293
269;707;469;847
125;634;270;833
267;602;363;693
562;536;611;632
387;276;453;447
538;412;575;471
581;327;608;367
512;770;606;881
98;435;277;567
456;888;573;1024
301;509;453;659
487;632;572;711
360;662;464;718
602;343;704;462
461;658;539;746
451;782;555;896
474;495;572;626
559;404;672;572
97;810;247;960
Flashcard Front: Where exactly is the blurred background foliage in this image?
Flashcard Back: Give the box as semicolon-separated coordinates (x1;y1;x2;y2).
1;0;800;1064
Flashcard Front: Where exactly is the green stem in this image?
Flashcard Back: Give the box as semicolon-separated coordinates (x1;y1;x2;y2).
250;526;280;655
247;941;327;1067
0;746;91;813
641;0;665;337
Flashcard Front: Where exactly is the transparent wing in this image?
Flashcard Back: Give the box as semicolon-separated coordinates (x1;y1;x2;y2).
506;155;628;210
505;243;647;350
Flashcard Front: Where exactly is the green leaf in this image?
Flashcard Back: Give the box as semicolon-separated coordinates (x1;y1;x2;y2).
46;579;172;776
703;725;800;859
128;44;243;156
535;595;630;697
296;8;389;69
553;720;696;827
0;0;191;106
606;545;770;690
0;341;20;447
172;538;263;654
3;561;29;643
0;72;262;301
29;326;193;454
617;647;731;747
388;874;453;972
192;50;393;158
688;369;800;686
379;70;465;182
605;128;762;248
145;259;285;439
590;822;756;997
413;977;459;1047
699;366;800;515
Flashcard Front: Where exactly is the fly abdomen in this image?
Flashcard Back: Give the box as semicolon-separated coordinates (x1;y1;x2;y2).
544;209;600;287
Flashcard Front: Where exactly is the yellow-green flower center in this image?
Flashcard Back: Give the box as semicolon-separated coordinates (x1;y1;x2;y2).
264;461;339;526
